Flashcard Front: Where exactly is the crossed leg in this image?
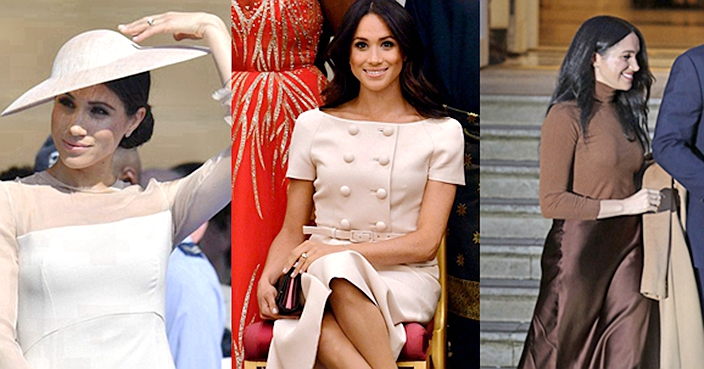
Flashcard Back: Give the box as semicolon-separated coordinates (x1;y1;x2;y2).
317;278;397;369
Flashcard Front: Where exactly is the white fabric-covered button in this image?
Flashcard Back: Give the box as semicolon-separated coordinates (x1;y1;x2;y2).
382;126;394;136
376;221;387;231
340;219;351;229
376;188;387;199
344;153;355;163
378;155;390;166
340;186;351;197
348;125;359;135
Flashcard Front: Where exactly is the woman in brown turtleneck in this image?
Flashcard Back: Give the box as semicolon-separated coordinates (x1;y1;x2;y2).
518;16;662;369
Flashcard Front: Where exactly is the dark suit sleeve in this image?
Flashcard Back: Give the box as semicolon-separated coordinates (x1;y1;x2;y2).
652;52;704;198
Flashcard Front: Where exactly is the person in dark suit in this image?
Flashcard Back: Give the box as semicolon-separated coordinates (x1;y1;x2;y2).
652;45;704;314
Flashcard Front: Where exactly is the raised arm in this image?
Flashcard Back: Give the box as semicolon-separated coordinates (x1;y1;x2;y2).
119;12;231;86
0;185;31;369
119;12;232;243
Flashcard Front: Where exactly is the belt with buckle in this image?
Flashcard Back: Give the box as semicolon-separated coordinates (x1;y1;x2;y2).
303;226;404;243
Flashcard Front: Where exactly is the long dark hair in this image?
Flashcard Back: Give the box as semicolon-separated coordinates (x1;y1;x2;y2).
550;15;653;150
104;71;154;149
320;0;446;118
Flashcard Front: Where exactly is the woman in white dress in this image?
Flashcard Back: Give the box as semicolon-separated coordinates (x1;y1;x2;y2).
255;0;465;368
0;12;230;369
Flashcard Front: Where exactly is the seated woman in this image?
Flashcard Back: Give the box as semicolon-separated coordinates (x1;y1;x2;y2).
0;12;230;369
255;1;465;368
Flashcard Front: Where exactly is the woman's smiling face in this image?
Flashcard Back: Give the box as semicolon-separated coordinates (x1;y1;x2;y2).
51;84;143;170
593;32;641;91
349;13;404;95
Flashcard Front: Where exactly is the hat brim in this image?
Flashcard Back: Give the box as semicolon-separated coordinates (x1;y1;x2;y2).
2;44;209;116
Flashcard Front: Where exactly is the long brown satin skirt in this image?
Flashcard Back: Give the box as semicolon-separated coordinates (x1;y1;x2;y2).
518;216;653;369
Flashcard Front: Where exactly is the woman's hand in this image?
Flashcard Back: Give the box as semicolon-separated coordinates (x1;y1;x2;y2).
118;12;222;43
283;240;345;278
257;274;290;320
118;12;231;85
597;188;663;219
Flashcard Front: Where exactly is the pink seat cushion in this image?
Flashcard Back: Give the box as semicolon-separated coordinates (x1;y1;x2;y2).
243;320;432;361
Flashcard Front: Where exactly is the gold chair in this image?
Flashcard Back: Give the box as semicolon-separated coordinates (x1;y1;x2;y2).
244;235;448;369
397;235;447;369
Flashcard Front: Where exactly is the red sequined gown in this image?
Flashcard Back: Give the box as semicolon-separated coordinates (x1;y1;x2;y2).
230;0;325;367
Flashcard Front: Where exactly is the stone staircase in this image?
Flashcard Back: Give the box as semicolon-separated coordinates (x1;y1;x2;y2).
479;94;661;368
479;95;549;368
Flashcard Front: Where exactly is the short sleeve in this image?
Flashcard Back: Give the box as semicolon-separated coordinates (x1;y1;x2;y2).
286;109;322;181
427;118;465;185
0;183;31;369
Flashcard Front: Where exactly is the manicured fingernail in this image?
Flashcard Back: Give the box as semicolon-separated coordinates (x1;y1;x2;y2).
282;267;288;274
272;307;278;314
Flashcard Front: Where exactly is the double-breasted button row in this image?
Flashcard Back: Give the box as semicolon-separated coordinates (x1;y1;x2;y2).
338;186;389;199
348;124;394;136
344;153;391;166
338;219;388;231
335;123;393;235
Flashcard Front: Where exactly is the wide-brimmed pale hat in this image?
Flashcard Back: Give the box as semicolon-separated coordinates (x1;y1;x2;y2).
2;29;210;116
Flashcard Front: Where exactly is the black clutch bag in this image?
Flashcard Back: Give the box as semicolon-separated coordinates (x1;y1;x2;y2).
275;269;303;315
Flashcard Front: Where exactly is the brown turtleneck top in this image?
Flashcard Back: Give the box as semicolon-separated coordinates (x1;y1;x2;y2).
539;82;645;220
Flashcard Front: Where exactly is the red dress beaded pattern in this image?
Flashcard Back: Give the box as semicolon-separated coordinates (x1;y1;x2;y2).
230;0;325;367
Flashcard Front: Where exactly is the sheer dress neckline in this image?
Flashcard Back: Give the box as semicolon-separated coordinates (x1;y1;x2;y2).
35;171;130;193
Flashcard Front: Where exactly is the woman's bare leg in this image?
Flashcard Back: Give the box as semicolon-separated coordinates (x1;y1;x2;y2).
317;311;371;369
328;278;397;369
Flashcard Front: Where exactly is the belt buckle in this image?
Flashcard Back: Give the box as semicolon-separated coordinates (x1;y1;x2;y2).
350;230;373;243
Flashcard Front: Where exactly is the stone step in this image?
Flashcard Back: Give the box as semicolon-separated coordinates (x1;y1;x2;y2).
481;197;540;214
480;237;543;280
480;95;662;129
480;213;551;240
480;159;539;176
480;321;530;368
481;124;541;162
480;157;539;201
481;278;540;323
480;197;550;239
479;95;550;126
